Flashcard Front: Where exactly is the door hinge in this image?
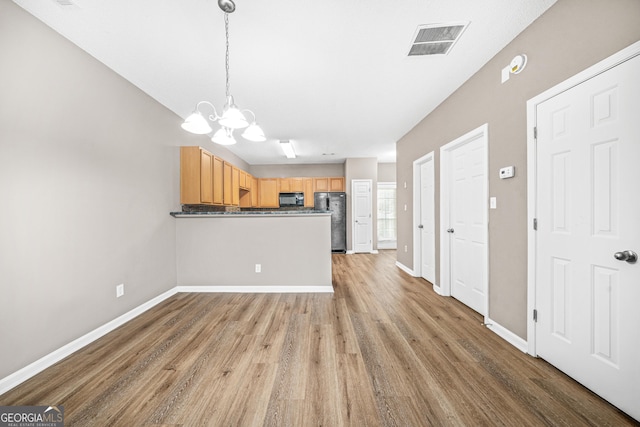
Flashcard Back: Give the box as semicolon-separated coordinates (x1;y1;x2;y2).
533;309;538;322
533;218;538;230
533;126;537;140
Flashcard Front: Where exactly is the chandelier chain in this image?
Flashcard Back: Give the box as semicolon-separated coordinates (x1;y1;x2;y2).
224;12;230;99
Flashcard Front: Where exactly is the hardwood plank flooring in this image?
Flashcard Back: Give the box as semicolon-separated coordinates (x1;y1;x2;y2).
1;251;636;426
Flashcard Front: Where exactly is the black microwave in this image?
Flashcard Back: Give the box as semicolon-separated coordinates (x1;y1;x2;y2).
279;192;304;207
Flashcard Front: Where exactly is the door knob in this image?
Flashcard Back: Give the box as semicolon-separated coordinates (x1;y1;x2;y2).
418;224;424;229
446;228;454;233
614;250;637;263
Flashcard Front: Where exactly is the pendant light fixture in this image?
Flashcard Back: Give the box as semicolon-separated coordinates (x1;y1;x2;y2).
181;0;266;144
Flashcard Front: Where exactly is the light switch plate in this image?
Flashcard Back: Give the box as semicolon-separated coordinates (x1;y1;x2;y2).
490;197;497;209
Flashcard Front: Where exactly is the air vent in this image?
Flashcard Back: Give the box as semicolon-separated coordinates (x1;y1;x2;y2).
408;22;469;56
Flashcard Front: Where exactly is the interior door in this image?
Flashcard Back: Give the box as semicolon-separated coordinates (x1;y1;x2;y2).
535;54;640;420
441;126;488;315
420;158;436;283
352;179;372;253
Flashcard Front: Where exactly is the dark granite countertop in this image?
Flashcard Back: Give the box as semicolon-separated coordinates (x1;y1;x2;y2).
170;210;331;218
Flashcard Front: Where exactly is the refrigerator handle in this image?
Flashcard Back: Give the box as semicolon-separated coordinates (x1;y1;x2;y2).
326;198;329;211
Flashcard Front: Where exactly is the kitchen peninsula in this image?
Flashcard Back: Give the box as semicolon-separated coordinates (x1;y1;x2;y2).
171;210;333;292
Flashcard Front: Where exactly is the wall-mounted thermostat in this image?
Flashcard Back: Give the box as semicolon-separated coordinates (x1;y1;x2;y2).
499;166;515;179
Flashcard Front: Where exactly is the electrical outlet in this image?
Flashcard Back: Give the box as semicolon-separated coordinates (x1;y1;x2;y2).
116;284;125;298
404;245;408;253
255;264;261;273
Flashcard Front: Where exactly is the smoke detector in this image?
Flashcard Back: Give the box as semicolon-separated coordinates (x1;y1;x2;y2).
408;22;469;56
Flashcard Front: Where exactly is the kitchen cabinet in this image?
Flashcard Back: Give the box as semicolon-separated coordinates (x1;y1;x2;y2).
290;178;304;192
223;162;233;205
303;178;314;207
329;177;345;192
212;156;224;205
278;178;291;192
259;178;279;208
231;166;240;206
251;176;259;207
313;177;329;193
180;146;214;205
239;170;251;190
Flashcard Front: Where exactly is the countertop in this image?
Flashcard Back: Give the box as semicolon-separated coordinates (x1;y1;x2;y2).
170;210;331;218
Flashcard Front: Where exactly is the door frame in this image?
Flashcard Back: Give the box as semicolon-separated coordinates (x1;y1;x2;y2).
526;40;640;357
439;124;489;311
351;179;373;253
413;151;436;287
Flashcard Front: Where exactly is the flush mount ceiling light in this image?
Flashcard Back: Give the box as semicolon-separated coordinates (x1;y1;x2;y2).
180;0;266;144
280;140;296;159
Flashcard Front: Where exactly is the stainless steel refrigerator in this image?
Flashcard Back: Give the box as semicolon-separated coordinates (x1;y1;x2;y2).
314;192;346;253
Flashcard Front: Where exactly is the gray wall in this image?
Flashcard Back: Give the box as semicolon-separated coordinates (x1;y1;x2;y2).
377;163;396;183
396;0;640;339
0;2;237;380
249;163;344;178
345;158;378;251
176;215;331;288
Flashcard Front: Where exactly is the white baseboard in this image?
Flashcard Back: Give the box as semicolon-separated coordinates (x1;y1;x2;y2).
0;287;178;396
484;317;528;353
176;285;334;293
395;261;416;277
346;250;354;255
370;250;379;254
432;284;445;296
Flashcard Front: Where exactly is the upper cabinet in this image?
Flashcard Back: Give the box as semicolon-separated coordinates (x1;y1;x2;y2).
314;177;345;193
258;178;279;208
181;146;218;205
180;147;345;207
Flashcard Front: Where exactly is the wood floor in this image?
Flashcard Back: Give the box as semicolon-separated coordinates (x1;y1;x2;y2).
1;251;636;426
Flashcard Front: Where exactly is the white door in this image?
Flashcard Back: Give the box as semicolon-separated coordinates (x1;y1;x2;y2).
441;125;488;315
352;179;372;253
420;157;436;283
534;53;640;420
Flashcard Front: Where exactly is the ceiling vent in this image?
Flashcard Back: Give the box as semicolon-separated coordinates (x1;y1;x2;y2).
408;22;469;56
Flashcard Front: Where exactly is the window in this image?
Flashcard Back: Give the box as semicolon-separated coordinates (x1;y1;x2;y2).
377;182;396;249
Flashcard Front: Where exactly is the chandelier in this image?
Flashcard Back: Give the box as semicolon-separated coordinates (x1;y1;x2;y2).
180;0;265;145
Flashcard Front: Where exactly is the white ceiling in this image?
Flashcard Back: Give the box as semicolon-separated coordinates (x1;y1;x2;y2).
13;0;556;165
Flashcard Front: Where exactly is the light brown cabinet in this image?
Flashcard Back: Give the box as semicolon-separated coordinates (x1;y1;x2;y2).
278;178;291;193
251;176;259;207
231;166;240;206
180;146;216;205
258;178;279;208
329;177;345;192
212;156;224;205
303;178;314;207
180;147;346;207
313;177;345;193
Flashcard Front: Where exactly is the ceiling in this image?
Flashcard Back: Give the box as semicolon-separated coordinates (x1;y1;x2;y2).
13;0;556;165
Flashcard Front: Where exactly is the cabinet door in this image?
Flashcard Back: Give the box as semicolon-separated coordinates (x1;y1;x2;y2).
180;146;214;205
259;178;279;207
212;156;224;205
313;177;329;192
232;167;240;206
329;177;345;192
223;162;233;205
200;151;214;204
303;178;314;207
290;178;304;192
279;178;291;192
251;177;259;207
